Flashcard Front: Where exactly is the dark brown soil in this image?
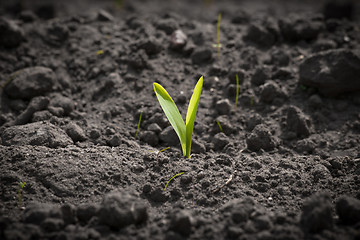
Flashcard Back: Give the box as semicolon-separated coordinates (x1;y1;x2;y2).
1;0;360;239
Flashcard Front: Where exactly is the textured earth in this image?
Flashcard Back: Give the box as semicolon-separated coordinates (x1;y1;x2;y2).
1;0;360;239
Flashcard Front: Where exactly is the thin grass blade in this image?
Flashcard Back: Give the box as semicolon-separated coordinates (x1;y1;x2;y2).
185;76;203;158
153;83;186;155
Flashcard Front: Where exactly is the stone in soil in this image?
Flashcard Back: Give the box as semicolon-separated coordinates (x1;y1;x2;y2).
299;49;360;96
10;96;49;126
98;190;147;229
215;99;232;115
336;195;360;225
243;23;276;48
251;67;271;86
140;130;159;146
159;126;179;146
279;14;324;42
49;93;75;115
259;80;287;103
5;67;56;100
170;29;187;50
301;192;333;233
0;17;24;48
168;210;194;237
212;132;230;151
1;121;73;148
284;105;312;139
191;47;213;65
65;122;87;142
246;124;278;151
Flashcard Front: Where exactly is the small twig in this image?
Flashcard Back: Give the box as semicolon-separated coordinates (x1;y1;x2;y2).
212;172;234;193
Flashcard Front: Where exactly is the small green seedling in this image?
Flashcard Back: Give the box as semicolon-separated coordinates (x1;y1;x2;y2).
192;176;195;207
135;111;143;139
157;147;170;155
235;74;240;110
155;147;170;160
18;182;26;208
250;96;254;107
216;120;223;132
96;50;104;55
153;76;203;158
212;13;222;59
149;146;170;155
164;172;185;190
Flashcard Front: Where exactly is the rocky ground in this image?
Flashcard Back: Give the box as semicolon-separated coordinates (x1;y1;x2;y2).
0;0;360;239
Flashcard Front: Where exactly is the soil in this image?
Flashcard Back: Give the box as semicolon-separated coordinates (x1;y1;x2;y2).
1;0;360;239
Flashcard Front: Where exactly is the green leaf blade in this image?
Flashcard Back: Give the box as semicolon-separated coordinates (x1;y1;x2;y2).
185;76;203;158
153;83;186;155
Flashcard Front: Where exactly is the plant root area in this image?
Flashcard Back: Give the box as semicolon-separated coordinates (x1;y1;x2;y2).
1;0;360;239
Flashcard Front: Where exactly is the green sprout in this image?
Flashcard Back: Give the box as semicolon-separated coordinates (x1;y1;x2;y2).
155;147;170;160
212;13;222;59
164;172;185;190
96;50;104;55
157;146;170;154
235;74;240;110
250;96;254;107
192;176;195;207
149;146;170;155
216;120;223;132
153;76;203;158
18;182;26;208
135;111;143;139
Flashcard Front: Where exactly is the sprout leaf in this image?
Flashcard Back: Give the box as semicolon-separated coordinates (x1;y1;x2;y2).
153;83;186;155
153;76;203;158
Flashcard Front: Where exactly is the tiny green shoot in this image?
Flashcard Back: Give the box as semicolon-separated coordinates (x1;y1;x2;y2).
96;50;104;55
216;120;223;132
192;176;195;207
164;172;185;191
158;146;170;154
135;111;143;139
149;146;170;155
153;76;203;158
18;182;26;208
212;13;222;59
235;74;240;110
156;147;170;160
250;96;254;107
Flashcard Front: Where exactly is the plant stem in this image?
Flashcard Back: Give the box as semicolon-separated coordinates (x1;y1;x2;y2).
164;172;185;190
216;13;221;59
216;120;223;132
135;111;143;139
192;176;195;207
